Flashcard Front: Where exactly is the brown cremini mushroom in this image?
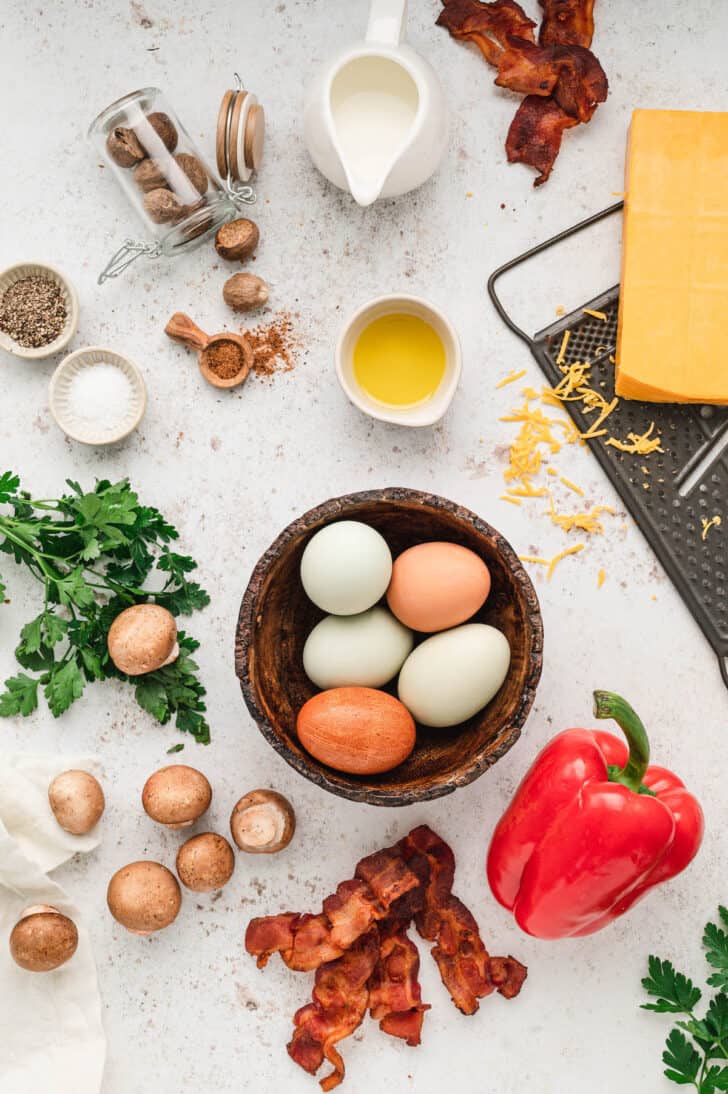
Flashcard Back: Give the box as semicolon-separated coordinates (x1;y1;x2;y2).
9;905;78;972
230;789;295;854
142;764;212;829
107;861;181;935
48;770;105;835
107;603;178;676
176;832;235;892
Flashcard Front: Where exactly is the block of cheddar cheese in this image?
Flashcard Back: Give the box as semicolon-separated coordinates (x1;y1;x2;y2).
616;109;728;404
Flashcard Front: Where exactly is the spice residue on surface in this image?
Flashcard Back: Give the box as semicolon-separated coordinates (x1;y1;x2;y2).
0;275;67;347
67;362;133;432
245;313;300;379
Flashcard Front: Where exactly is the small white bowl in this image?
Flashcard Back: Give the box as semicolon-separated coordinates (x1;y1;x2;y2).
335;294;462;427
0;262;79;360
49;347;147;446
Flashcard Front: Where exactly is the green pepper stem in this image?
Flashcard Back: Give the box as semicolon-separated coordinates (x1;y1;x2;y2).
593;690;651;793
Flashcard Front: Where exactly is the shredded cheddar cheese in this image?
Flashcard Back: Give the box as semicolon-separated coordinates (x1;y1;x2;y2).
519;544;586;579
547;543;585;580
560;476;584;496
500;495;522;506
496;369;527;389
597;568;606;588
547;495;615;535
606;422;663;455
556;330;571;365
583;308;608;321
701;515;722;540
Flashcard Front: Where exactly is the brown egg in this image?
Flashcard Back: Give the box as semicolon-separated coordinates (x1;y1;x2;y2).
296;687;415;775
387;541;491;633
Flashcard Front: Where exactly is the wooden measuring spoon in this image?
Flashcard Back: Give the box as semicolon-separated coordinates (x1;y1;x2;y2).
164;312;253;389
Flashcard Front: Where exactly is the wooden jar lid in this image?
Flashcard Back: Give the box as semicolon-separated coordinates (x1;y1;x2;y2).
216;85;264;183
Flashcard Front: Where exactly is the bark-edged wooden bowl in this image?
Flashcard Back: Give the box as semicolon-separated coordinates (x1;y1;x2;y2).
234;489;543;806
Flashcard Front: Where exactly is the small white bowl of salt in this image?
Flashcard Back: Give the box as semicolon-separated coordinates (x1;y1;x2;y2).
49;347;146;445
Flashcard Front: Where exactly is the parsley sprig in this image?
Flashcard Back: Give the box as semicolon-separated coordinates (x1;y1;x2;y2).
642;907;728;1091
0;472;211;743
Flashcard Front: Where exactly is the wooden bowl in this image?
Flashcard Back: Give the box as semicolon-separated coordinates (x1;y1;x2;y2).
234;489;543;806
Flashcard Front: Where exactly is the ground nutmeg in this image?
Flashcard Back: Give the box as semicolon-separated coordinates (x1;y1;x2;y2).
204;339;247;379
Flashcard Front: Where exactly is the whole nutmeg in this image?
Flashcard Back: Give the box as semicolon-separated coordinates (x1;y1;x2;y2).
144;188;185;225
10;905;78;972
223;272;269;313
175;153;208;195
215;218;259;262
106;126;146;168
139;111;178;154
133;158;169;193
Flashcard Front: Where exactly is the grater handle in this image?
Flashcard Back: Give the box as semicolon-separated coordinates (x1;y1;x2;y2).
721;656;728;691
487;200;624;347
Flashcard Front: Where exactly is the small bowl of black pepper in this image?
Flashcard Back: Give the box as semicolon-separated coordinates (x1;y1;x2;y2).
0;263;79;360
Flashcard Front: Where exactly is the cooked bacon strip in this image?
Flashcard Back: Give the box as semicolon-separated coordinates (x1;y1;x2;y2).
288;929;380;1092
437;0;536;65
369;919;430;1046
399;826;527;1014
489;955;529;999
539;0;595;47
506;94;579;185
245;847;420;972
496;39;607;122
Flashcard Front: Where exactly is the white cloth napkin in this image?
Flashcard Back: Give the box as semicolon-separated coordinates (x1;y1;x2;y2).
0;753;106;1094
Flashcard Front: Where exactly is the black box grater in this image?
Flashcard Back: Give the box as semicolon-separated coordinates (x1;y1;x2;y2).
488;202;728;688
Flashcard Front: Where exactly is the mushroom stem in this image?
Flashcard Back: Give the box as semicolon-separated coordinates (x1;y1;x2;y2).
230;790;296;854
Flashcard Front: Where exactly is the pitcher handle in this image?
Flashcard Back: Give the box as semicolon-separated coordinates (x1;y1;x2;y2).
366;0;407;45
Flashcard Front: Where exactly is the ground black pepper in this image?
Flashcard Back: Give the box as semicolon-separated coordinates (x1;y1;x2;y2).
0;276;67;348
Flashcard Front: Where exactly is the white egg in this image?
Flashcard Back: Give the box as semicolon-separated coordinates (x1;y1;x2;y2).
397;623;511;728
303;606;414;689
300;521;392;615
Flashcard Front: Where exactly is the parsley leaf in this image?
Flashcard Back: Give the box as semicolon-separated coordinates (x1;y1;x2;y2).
44;659;85;716
663;1029;702;1085
705;911;728;993
0;474;210;742
643;911;728;1091
704;1067;728;1092
0;673;39;716
642;957;702;1014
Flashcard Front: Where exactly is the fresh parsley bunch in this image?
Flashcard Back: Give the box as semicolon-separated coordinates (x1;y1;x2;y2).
0;472;211;743
642;906;728;1091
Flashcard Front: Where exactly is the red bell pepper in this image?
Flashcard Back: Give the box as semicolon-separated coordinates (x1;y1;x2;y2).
486;691;704;939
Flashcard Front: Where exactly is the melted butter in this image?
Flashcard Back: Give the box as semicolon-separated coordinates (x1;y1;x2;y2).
352;313;446;408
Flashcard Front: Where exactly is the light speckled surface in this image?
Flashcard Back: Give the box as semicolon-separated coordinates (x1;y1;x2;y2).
1;2;727;1092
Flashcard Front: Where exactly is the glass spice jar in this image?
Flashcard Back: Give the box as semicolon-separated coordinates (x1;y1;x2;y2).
89;87;248;282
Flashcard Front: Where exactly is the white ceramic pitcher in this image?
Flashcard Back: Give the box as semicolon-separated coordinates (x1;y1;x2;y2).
303;0;448;206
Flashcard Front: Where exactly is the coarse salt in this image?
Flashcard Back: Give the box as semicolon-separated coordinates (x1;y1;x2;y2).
67;363;133;432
